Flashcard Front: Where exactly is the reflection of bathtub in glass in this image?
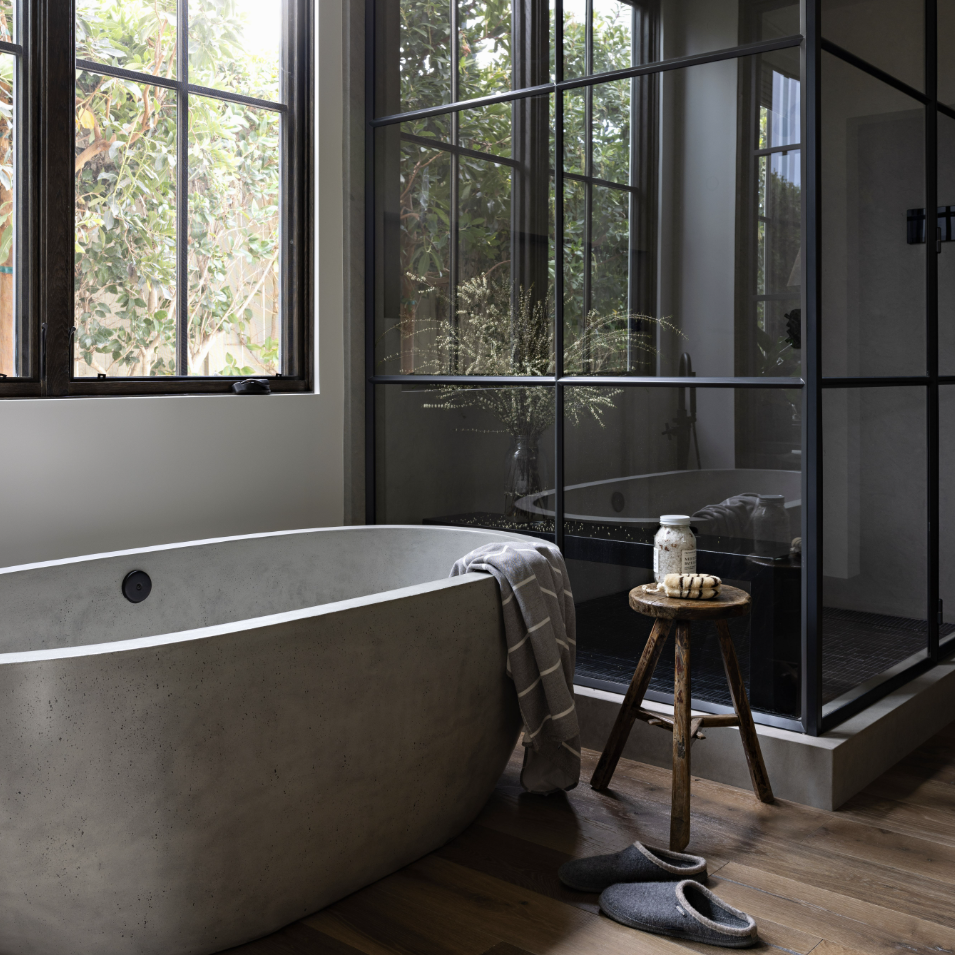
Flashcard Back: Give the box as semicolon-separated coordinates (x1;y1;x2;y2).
518;469;804;721
519;468;802;542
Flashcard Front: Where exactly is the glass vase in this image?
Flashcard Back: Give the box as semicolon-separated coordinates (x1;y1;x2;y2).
503;434;548;524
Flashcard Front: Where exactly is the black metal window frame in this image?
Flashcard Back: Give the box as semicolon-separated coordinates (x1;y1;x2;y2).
0;0;313;399
367;0;954;736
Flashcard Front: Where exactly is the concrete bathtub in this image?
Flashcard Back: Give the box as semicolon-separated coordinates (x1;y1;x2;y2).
0;525;523;955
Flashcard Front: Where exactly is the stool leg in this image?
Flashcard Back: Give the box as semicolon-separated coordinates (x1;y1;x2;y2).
591;618;672;792
670;621;692;851
716;620;774;804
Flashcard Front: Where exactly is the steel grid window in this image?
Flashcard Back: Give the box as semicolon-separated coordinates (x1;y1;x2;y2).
0;0;312;398
370;0;811;733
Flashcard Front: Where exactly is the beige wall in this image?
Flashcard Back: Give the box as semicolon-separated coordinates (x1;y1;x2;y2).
0;0;346;568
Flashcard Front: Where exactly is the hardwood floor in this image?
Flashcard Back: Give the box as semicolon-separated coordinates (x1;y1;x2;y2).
224;722;955;955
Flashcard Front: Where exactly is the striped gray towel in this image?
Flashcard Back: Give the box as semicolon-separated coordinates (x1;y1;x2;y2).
451;540;580;794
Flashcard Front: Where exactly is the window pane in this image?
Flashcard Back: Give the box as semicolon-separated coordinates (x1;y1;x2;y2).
0;0;12;42
188;98;281;376
822;387;927;712
821;53;925;378
375;98;554;377
564;49;802;378
74;72;178;377
0;53;14;377
939;110;955;375
189;0;282;103
823;0;924;93
376;383;556;534
76;0;177;79
563;385;803;720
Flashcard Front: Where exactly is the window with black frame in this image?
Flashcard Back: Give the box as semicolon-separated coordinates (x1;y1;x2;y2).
371;0;808;730
0;0;311;398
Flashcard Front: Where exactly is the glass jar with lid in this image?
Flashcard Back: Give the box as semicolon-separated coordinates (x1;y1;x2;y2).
654;515;697;583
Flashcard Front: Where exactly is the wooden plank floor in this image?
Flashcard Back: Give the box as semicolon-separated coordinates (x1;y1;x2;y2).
224;722;955;955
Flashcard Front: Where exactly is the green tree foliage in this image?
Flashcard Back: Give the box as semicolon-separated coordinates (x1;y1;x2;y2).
73;0;280;377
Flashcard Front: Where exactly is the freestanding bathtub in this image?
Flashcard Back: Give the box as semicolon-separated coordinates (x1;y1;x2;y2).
0;525;525;955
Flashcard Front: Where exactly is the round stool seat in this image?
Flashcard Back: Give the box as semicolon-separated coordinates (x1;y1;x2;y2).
629;584;751;621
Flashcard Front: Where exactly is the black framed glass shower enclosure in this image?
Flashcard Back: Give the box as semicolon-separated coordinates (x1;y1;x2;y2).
365;0;953;735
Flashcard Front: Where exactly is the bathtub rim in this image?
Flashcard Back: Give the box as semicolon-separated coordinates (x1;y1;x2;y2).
0;524;531;666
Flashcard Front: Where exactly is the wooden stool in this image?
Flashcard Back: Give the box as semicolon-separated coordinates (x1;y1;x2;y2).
590;584;774;851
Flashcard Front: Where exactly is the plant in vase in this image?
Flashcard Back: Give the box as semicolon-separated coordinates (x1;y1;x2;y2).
380;273;679;522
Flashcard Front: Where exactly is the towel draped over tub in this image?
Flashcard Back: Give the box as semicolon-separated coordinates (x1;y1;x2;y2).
451;540;580;794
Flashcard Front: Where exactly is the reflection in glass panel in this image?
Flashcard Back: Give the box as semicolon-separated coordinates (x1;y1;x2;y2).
0;0;12;41
188;98;281;377
564;0;800;80
939;111;955;375
376;384;556;534
563;88;586;175
74;72;177;377
76;0;176;78
563;0;587;79
821;53;925;378
189;0;282;103
822;0;924;93
591;0;633;76
0;53;13;377
939;387;955;654
458;0;511;102
375;0;451;115
560;385;803;718
941;0;955;107
458;102;511;157
375;99;554;377
564;49;802;378
592;81;629;185
822;387;927;709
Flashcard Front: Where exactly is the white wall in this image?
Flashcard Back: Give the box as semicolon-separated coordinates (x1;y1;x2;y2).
0;1;345;569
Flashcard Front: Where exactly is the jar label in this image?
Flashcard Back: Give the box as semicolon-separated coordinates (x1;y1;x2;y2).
682;550;697;573
653;548;659;574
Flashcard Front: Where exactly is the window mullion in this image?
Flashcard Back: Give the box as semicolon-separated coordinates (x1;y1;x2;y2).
40;0;74;396
176;0;189;377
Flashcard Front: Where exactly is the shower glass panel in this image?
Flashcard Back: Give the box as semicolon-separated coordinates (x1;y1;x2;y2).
821;0;924;93
375;384;555;534
939;386;955;657
820;52;926;379
563;48;802;379
939;110;955;376
821;386;928;712
563;0;800;80
373;98;555;377
374;0;452;115
562;385;802;721
940;1;955;107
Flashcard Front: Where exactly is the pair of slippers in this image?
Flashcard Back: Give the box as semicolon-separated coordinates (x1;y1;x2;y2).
558;841;758;949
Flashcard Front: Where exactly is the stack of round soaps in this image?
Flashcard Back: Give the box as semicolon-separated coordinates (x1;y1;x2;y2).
658;573;722;599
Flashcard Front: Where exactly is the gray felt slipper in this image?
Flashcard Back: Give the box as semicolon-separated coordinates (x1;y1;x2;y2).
599;878;758;948
558;841;707;893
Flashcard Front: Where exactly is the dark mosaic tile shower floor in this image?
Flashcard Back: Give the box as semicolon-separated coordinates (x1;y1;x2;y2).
575;592;951;719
